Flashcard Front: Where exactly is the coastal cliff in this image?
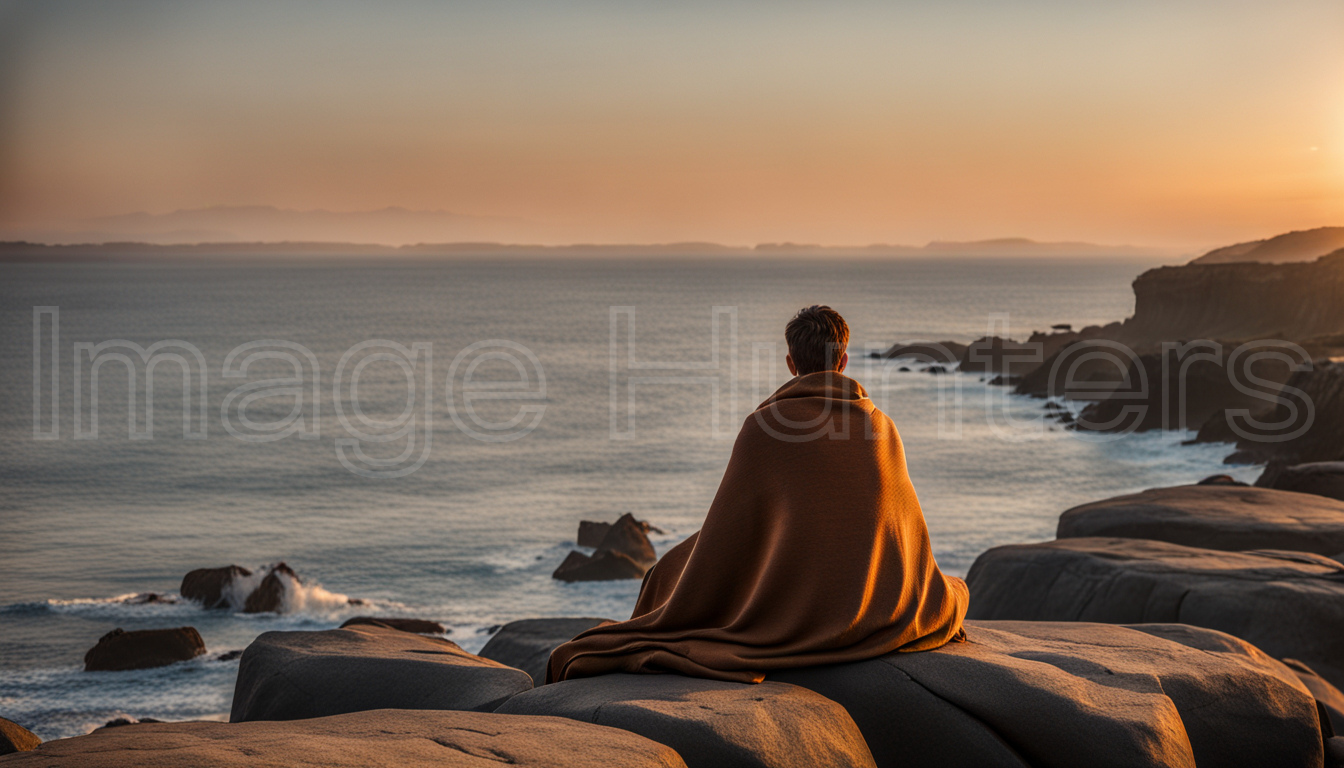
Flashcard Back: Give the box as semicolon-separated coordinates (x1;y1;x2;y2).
1121;250;1344;343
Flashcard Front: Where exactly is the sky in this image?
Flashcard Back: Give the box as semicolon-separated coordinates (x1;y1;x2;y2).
0;0;1342;249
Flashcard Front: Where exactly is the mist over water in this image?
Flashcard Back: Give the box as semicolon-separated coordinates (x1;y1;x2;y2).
0;256;1257;739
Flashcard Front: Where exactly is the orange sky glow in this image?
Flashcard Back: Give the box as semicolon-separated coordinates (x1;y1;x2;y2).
1;0;1341;250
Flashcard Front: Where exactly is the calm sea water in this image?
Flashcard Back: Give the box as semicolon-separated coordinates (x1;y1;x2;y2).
0;256;1255;739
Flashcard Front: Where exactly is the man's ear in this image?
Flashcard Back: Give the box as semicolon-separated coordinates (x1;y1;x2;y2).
786;354;798;376
838;351;848;373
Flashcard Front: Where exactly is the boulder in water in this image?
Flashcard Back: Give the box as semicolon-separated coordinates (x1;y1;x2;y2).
1055;484;1344;555
497;674;876;768
0;717;40;755
179;565;251;609
965;537;1344;689
0;710;687;768
243;562;298;613
555;513;658;581
479;617;614;686
83;627;206;672
577;520;611;548
230;624;532;722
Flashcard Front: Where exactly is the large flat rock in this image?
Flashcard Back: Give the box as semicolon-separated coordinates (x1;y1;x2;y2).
1056;485;1344;556
768;620;1324;768
1259;462;1344;503
496;673;874;768
966;537;1344;689
479;618;613;686
231;624;533;722
0;709;687;767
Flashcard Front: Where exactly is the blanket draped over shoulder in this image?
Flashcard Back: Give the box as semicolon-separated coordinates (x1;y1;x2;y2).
548;371;969;684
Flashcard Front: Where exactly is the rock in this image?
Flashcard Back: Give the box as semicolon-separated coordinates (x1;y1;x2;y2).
213;649;244;661
1259;462;1344;502
83;627;206;671
770;620;1321;768
479;618;614;686
595;513;657;567
898;366;910;372
555;513;658;582
1013;340;1127;399
0;709;688;768
180;564;251;609
0;717;40;755
1282;658;1344;735
497;674;875;768
1055;485;1344;556
98;718;162;730
1074;347;1292;433
965;537;1344;689
958;337;1041;377
1219;363;1344;465
986;373;1015;385
577;521;611;548
877;340;967;363
924;365;948;375
1331;736;1344;768
243;561;298;613
1196;474;1246;486
230;623;532;721
340;616;448;635
552;550;649;581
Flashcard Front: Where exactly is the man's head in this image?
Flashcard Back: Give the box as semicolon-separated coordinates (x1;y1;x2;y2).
785;305;849;376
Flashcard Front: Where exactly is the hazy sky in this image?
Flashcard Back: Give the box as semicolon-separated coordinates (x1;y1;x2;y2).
1;0;1342;248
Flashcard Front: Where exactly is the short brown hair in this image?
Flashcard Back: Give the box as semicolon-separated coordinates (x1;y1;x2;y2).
785;305;849;375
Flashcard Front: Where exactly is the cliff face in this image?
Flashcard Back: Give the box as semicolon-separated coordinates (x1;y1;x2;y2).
1121;251;1344;343
1191;226;1344;264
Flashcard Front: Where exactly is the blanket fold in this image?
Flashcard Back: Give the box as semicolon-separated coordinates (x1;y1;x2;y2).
548;371;968;684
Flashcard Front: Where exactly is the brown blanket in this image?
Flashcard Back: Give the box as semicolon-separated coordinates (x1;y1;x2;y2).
548;371;968;683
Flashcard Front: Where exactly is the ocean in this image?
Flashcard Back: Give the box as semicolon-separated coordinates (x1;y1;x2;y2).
0;256;1258;739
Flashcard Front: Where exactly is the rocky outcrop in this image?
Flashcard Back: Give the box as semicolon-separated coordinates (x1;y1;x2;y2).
1228;364;1344;466
230;624;532;722
1258;462;1344;502
339;616;448;634
874;341;967;363
965;537;1344;689
1191;227;1344;265
1121;251;1344;342
554;514;657;582
1013;340;1127;399
479;618;614;686
1074;348;1293;433
769;620;1322;768
1055;485;1344;556
957;337;1043;377
83;627;206;672
0;709;688;768
0;718;40;755
497;674;876;768
179;565;251;609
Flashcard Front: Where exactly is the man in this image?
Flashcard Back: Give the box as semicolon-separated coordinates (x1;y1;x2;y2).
548;305;968;683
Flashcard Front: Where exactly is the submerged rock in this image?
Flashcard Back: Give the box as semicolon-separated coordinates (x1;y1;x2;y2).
1055;484;1344;555
479;617;614;686
552;550;649;581
498;674;875;768
83;627;206;672
340;616;448;635
230;623;532;722
0;709;687;768
966;537;1344;689
877;340;967;363
770;620;1323;768
0;717;40;755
